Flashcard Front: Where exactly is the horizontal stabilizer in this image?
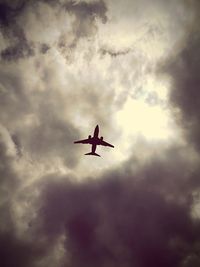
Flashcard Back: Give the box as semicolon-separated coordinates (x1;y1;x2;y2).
85;152;101;157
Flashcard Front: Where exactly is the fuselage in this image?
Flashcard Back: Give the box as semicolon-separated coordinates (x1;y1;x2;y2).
88;125;101;145
93;125;99;138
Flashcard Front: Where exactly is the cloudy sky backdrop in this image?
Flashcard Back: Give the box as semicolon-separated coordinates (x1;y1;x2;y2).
1;0;200;266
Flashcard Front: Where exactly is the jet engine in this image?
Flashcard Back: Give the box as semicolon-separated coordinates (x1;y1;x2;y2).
88;135;91;139
100;136;103;140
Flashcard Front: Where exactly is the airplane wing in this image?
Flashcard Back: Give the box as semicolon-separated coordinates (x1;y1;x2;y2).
74;138;90;144
99;139;114;148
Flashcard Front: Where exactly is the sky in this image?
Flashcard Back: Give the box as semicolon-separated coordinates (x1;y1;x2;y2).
1;0;200;266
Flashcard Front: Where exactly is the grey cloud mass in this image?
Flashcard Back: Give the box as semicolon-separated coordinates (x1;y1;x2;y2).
0;0;108;61
37;148;200;267
1;0;200;267
162;13;200;152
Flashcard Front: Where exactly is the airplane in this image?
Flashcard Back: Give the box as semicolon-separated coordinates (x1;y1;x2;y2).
74;125;114;157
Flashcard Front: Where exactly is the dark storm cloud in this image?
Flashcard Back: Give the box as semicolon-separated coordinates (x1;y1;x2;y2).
1;25;34;61
0;0;108;61
64;0;107;40
0;125;51;266
0;0;57;27
0;123;50;267
0;231;44;267
0;0;36;61
0;1;33;61
37;147;200;267
0;126;40;267
161;1;200;152
65;0;107;25
0;1;26;26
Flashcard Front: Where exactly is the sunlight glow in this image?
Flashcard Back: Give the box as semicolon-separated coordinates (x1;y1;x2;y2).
116;97;173;141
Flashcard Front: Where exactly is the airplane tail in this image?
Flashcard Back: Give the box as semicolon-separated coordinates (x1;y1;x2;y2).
85;152;101;157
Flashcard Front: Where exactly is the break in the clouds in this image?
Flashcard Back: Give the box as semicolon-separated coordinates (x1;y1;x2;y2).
1;0;200;266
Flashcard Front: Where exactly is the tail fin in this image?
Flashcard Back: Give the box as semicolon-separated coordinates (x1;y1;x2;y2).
85;152;101;157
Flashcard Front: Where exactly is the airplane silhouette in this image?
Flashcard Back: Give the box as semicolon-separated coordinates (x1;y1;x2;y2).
74;125;114;157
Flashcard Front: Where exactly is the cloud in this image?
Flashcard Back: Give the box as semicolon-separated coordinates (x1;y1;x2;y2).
0;0;200;267
0;0;108;61
0;0;193;62
99;46;131;58
0;125;42;267
64;0;107;28
0;231;45;267
0;59;82;168
161;1;200;153
37;147;200;267
1;138;200;267
1;26;34;61
0;1;26;27
0;124;18;234
0;1;33;61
